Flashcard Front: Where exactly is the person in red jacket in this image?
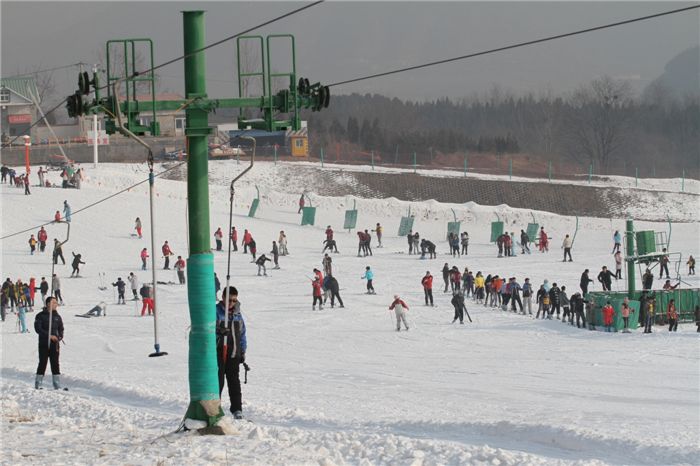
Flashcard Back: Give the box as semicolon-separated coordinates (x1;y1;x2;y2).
298;194;305;213
174;256;186;285
602;302;615;332
161;241;173;269
54;211;61;223
421;271;434;306
539;227;549;252
242;229;252;254
37;226;48;252
140;248;149;270
389;295;410;331
230;227;238;252
325;226;334;241
312;276;323;310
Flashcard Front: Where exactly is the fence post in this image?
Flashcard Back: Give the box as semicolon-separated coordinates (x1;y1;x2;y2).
413;152;417;174
371;150;374;171
320;147;324;168
548;161;552;182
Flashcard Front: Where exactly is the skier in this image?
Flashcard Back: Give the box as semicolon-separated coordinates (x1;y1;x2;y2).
687;255;696;275
17;297;29;332
642;268;654;291
140;284;154;316
37;166;46;188
325;225;334;242
520;229;530;254
464;270;475;298
538;227;549;252
231;227;238;252
361;266;375;294
174;256;186;284
270;241;280;269
389;295;410;331
562;234;573;262
442;263;450;293
112;277;126;304
28;234;37;255
522;278;533;315
659;249;670;279
423;239;436;259
134;217;142;238
325;274;344;308
614;251;623;279
255;254;271;276
504;233;512;257
580;269;593;295
214;227;223;251
643;296;656;334
535;285;548;319
510;278;523;313
127;273;140;300
560;286;571;323
450;266;461;293
662;279;679;291
278;231;288;256
216;286;247;419
70;252;85;277
54;210;61;223
364;229;373;256
612;230;622;254
322;254;333;276
474;272;485;303
140;248;149;270
460;232;469;255
421;271;434;306
570;292;586;329
407;231;414;255
451;290;466;324
298;194;305;213
53;239;66;265
667;299;678;332
242;230;252;254
62;200;71;223
597;266;614;291
39;277;49;304
37;226;48;252
413;232;420;254
248;238;257;260
34;296;64;390
549;283;561;319
357;231;366;257
161;241;173;269
496;234;504;258
373;223;383;248
621;300;633;333
52;274;63;305
602;302;615;332
311;276;323;310
322;238;339;254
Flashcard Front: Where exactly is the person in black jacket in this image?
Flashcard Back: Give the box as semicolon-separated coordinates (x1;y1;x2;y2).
34;296;64;390
642;268;654;291
580;269;593;295
548;283;561;319
70;252;85;277
112;277;126;304
442;263;450;293
216;286;247;419
520;230;530;254
325;274;344;308
39;277;49;304
597;266;614;291
451;290;465;324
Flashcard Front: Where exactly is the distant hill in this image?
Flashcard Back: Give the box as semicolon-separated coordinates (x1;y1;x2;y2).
645;46;699;98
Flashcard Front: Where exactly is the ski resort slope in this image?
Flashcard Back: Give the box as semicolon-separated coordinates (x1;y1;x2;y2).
1;161;699;466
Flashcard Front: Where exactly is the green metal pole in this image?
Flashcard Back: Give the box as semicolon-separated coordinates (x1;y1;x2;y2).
182;10;223;427
371;150;374;171
548;161;552;182
626;219;635;298
413;152;416;174
320;147;324;168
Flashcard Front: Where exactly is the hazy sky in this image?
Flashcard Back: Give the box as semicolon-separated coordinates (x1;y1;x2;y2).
1;1;698;105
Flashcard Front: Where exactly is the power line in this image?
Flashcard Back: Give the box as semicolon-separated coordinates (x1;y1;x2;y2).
328;4;700;87
1;63;85;80
0;162;187;240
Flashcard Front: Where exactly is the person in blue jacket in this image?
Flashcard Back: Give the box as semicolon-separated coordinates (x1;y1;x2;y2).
63;200;72;223
612;230;622;254
216;286;247;419
361;266;375;294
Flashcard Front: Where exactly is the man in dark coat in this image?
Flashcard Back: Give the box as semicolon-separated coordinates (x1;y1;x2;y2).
34;296;64;390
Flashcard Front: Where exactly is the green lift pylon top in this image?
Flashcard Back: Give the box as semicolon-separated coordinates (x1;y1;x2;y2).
66;10;330;429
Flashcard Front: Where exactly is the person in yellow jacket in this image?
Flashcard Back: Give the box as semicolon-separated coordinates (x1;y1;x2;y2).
474;272;485;303
28;235;38;255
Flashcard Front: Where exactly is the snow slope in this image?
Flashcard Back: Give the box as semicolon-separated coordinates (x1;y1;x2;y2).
2;162;699;466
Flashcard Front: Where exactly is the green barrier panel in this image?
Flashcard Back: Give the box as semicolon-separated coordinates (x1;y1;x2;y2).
398;216;414;236
589;288;700;327
301;206;317;226
526;223;539;243
490;221;504;243
344;209;358;230
588;292;640;330
248;198;260;218
447;221;460;240
636;231;656;255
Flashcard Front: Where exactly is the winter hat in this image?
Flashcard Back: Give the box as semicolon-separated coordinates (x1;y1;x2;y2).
394;294;399;300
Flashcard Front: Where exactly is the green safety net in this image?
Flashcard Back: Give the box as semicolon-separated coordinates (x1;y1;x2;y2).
344;209;358;230
398;216;414;236
589;288;699;327
526;223;539;243
490;221;504;243
301;207;317;226
446;221;460;240
184;253;224;425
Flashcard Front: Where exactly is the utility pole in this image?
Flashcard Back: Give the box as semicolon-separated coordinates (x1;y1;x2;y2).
92;64;99;168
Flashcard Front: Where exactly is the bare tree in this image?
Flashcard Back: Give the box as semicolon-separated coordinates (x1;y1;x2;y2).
563;76;634;172
96;46;159;96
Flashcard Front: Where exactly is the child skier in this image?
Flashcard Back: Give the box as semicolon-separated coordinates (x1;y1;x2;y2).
361;266;375;294
255;254;271;276
28;235;37;255
174;256;186;284
112;277;126;304
70;252;85;277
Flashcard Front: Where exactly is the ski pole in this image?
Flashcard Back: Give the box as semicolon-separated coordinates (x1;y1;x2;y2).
463;305;472;323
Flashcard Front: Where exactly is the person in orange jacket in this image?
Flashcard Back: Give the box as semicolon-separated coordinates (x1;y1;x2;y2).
311;276;323;310
421;271;434;306
602;301;615;332
140;248;149;270
667;299;678;332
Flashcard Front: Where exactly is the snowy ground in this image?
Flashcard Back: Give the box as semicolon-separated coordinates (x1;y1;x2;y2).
1;161;699;465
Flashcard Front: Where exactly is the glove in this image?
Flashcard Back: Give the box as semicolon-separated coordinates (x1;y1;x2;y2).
240;352;246;364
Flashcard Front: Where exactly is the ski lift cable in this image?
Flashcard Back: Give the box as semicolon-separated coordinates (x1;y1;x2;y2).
1;62;85;80
328;4;700;87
